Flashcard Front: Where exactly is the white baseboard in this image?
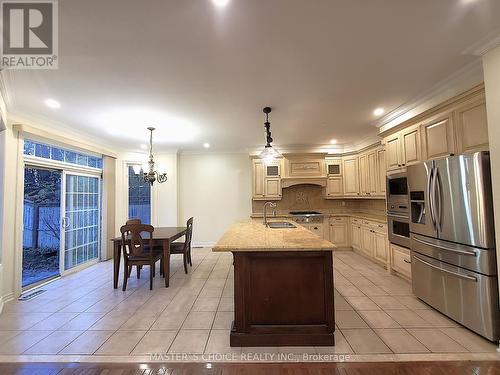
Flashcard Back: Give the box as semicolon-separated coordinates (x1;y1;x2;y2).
192;242;216;248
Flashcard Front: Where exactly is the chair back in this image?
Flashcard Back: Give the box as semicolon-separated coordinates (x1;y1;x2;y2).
120;223;154;259
185;217;194;249
126;218;141;225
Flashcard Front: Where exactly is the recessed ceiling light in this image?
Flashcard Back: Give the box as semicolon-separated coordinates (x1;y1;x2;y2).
212;0;230;7
373;107;385;116
203;142;210;149
140;144;148;149
45;98;61;109
329;139;337;145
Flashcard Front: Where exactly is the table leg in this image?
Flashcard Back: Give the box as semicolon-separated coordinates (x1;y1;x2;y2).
163;239;171;287
113;241;121;289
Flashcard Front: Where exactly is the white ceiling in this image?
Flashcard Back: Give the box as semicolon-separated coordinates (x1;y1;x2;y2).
3;0;500;152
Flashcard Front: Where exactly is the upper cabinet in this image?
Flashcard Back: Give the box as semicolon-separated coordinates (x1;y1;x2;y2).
342;156;359;197
381;84;489;173
284;155;326;178
421;113;455;160
376;148;386;196
455;97;489;154
252;159;283;200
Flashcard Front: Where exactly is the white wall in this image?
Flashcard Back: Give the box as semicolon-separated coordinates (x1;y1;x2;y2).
178;153;252;246
483;45;500;295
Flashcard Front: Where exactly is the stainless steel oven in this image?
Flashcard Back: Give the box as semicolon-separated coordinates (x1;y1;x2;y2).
387;212;410;248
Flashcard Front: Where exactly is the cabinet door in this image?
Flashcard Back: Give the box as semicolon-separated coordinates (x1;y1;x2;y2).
376;148;386;197
351;224;361;249
265;162;281;177
401;126;421;166
343;157;359;196
358;154;368;195
264;178;281;198
361;226;374;257
367;151;378;195
385;134;401;170
326;177;343;198
309;223;324;238
252;161;265;198
374;231;389;263
455;100;489;154
326;159;342;176
330;223;349;247
421;113;456;160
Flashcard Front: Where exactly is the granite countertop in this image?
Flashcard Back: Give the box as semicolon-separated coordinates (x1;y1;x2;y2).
250;211;387;224
212;219;336;252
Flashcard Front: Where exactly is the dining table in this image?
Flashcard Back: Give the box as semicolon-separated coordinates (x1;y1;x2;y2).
111;226;187;288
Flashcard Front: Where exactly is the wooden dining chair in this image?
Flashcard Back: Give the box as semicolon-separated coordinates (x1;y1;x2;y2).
171;217;193;274
125;218;143;279
120;223;162;290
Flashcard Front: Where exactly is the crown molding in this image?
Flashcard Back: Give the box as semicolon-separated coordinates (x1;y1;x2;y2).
461;27;500;56
376;59;483;134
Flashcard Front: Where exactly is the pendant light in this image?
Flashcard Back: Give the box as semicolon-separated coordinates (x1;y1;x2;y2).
259;107;282;164
143;127;167;185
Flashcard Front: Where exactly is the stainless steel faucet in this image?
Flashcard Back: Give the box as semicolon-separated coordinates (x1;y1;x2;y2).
263;201;277;227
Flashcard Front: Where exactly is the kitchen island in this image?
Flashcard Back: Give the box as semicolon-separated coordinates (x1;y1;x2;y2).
213;219;336;347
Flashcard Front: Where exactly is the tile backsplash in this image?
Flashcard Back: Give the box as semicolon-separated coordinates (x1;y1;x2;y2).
251;184;385;214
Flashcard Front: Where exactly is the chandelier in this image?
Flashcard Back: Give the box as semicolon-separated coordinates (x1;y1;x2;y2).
259;107;282;163
143;127;167;185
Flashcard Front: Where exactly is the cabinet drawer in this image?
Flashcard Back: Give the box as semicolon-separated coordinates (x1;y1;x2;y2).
373;223;387;233
330;216;348;224
391;245;411;278
351;218;362;224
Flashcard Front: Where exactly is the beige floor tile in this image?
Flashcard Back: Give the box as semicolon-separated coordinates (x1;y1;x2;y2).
28;312;80;330
60;330;114;354
88;309;135;330
169;329;210;354
182;311;216;329
24;330;83;354
407;328;468;353
192;297;220;312
375;329;429;353
95;330;146;355
132;330;177;355
315;330;353;354
58;312;105;331
199;287;223;298
385;309;428;328
334;296;353;311
345;296;380;310
358;310;400;328
120;313;160;331
342;328;392;354
213;311;234;329
205;329;240;354
335;284;365;297
356;284;388;297
440;328;498;352
369;296;407;310
150;313;188;330
414;309;459;327
398;296;431;310
0;330;52;354
0;331;21;345
217;298;234;312
0;312;52;330
335;310;369;329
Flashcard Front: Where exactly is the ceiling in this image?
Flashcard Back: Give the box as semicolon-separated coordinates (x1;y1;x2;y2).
3;0;500;153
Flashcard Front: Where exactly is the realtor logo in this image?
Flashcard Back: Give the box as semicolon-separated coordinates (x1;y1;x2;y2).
1;0;58;69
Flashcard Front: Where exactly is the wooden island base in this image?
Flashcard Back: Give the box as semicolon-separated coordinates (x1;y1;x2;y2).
230;250;335;347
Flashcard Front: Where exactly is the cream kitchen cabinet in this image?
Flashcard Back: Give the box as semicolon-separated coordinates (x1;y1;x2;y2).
358;153;368;195
326;158;342;176
390;243;412;279
360;225;374;258
455;98;489;154
376;148;386;196
252;159;282;200
373;224;389;265
385;134;401;171
342;156;359;197
383;125;421;171
367;150;378;196
302;223;326;240
325;177;343;198
329;216;350;248
351;221;361;249
421;112;456;160
350;217;389;269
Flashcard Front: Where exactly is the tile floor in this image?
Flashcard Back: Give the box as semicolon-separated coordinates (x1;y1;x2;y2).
0;249;498;362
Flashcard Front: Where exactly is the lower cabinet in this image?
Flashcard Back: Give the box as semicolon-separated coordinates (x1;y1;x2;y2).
329;217;350;248
360;226;374;258
351;222;361;249
302;223;327;240
390;244;412;279
349;217;389;269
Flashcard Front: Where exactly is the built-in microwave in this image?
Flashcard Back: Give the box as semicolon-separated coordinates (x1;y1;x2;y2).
386;171;410;248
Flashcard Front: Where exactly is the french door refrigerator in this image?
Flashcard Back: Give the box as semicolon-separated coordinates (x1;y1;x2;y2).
407;151;499;341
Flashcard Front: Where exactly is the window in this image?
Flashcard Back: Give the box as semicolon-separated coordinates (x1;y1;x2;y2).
24;139;103;169
128;165;151;224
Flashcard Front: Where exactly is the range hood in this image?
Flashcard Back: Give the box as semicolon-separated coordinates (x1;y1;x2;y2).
281;176;327;188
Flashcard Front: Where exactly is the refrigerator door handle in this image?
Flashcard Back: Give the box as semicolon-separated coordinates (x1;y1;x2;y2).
427;166;436;229
434;167;442;232
414;256;478;282
412;235;478;256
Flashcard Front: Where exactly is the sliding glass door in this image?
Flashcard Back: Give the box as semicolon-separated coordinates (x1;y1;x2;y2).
22;167;62;287
22;168;101;288
63;173;101;271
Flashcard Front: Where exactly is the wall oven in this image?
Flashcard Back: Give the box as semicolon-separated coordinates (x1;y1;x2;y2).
386;172;410;248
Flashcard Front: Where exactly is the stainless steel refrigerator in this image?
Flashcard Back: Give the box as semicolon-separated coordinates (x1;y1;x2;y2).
407;151;499;341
